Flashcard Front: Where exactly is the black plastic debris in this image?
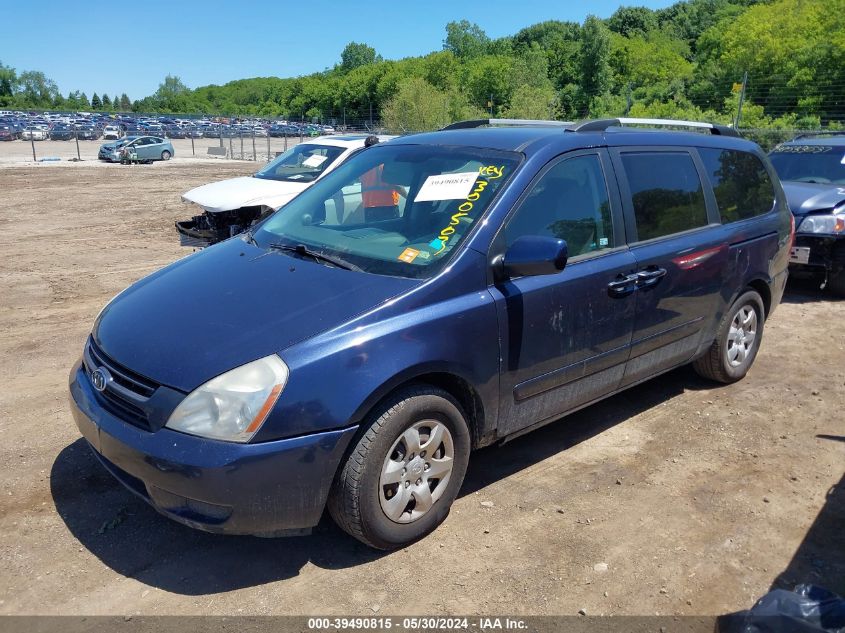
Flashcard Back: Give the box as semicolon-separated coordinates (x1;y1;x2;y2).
718;584;845;633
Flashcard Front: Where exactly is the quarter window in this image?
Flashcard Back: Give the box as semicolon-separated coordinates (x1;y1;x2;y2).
505;154;613;257
698;148;775;222
621;152;708;241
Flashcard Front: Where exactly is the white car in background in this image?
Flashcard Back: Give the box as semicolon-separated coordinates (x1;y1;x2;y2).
21;126;48;140
176;134;395;247
103;125;123;140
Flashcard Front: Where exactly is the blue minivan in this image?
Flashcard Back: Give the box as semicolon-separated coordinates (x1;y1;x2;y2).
69;118;792;549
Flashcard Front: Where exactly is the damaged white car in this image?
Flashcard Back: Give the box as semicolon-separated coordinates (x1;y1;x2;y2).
176;134;394;247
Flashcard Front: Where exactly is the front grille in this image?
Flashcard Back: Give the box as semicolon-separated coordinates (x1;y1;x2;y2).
83;338;159;430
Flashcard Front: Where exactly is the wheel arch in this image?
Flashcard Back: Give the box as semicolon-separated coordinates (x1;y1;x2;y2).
745;277;772;318
348;366;491;451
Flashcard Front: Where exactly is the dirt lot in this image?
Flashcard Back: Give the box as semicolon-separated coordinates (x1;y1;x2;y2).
0;161;842;617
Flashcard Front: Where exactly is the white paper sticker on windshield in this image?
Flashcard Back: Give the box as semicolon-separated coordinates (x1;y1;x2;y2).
303;154;328;168
840;153;845;164
414;171;479;202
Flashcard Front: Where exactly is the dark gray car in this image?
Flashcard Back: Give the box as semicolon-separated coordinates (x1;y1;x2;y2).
769;134;845;295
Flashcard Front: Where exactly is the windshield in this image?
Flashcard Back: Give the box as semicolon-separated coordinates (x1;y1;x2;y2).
769;143;845;184
254;143;520;278
254;143;346;183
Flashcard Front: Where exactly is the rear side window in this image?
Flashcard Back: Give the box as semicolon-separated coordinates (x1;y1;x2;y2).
698;148;775;222
621;152;708;241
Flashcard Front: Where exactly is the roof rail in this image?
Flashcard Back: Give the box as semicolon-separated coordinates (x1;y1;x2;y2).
569;117;741;138
441;118;573;130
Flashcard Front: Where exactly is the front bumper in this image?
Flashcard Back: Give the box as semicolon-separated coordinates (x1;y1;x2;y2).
789;234;845;275
68;360;357;535
175;218;216;248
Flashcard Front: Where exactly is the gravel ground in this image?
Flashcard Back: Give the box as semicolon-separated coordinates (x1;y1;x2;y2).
0;161;842;617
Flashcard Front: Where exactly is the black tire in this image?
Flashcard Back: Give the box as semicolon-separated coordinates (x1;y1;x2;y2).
693;289;765;383
328;385;471;550
160;150;172;160
827;270;845;297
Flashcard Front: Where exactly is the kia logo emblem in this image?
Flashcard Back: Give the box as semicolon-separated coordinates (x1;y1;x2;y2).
90;367;112;392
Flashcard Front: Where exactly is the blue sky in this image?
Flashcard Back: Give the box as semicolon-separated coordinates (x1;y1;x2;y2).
1;0;676;100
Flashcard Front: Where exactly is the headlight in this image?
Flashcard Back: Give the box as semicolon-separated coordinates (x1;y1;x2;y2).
165;355;289;442
797;213;845;235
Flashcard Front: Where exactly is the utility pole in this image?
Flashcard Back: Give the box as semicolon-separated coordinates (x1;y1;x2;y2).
734;71;748;129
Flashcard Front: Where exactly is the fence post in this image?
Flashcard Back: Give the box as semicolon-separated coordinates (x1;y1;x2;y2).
284;133;288;152
74;124;81;160
30;129;36;162
228;131;233;159
252;129;256;161
191;133;195;156
734;71;748;129
266;133;270;161
240;131;244;159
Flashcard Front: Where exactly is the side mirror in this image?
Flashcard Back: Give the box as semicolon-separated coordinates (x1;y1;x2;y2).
501;235;568;278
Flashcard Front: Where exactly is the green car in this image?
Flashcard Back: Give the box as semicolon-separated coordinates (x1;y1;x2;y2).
98;136;175;162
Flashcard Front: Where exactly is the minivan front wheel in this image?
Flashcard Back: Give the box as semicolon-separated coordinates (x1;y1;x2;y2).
328;386;470;549
693;289;765;383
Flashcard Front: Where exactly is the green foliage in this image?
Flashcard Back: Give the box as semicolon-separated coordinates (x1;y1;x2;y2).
91;93;101;110
580;16;612;100
607;6;658;37
382;77;451;131
443;20;490;59
3;0;842;131
502;84;560;120
339;42;381;72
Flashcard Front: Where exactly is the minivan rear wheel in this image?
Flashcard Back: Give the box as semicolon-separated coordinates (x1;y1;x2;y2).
328;385;470;550
693;289;765;383
160;150;172;160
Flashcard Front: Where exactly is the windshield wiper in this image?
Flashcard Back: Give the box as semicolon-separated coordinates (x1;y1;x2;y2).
268;242;362;272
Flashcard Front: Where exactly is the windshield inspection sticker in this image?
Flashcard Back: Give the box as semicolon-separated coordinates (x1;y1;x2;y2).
414;171;479;202
302;154;328;168
398;248;420;263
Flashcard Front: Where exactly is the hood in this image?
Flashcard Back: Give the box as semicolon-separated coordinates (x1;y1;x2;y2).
182;176;308;213
94;238;417;392
100;140;127;149
782;181;845;217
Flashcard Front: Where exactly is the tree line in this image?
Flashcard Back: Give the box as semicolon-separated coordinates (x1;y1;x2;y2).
2;0;843;131
0;64;132;113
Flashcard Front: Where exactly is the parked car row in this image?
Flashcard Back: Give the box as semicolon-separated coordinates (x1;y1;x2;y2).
0;109;340;143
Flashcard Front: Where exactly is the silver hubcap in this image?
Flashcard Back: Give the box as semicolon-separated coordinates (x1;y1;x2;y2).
727;305;758;367
379;420;454;524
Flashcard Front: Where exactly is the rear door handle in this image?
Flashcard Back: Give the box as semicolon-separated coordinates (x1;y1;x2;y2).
607;273;639;297
636;267;667;288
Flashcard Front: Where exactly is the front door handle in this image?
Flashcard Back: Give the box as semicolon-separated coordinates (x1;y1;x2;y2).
607;273;639;297
636;267;667;289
